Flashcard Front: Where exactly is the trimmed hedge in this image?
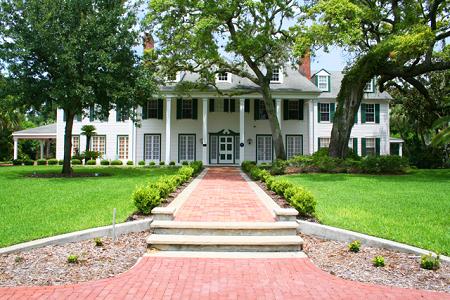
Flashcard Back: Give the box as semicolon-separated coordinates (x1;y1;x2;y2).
86;159;97;165
71;159;82;165
138;160;145;166
48;159;58;165
111;160;123;165
36;159;47;166
12;159;23;166
58;160;64;165
169;161;176;166
23;159;34;166
127;160;134;166
100;160;110;166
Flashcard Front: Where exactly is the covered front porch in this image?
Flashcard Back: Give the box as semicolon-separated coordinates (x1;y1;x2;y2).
12;124;56;160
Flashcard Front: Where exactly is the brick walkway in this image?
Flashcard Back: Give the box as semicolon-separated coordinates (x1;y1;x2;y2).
175;167;275;222
1;256;447;299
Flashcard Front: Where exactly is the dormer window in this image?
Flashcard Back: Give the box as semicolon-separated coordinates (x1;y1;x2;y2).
317;75;329;91
217;72;231;83
167;72;180;82
364;79;374;93
270;67;282;83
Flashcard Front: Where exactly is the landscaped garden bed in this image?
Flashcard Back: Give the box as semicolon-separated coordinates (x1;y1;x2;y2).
0;231;148;287
302;234;449;293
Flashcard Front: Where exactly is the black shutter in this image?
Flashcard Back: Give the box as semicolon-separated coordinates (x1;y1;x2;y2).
298;100;304;120
254;99;260;120
375;104;380;123
224;99;229;112
63;111;66;121
89;106;94;122
157;99;164;119
230;99;236;112
283;100;289;120
244;99;250;113
209;99;215;112
176;99;182;119
192;99;198;119
116;108;122;122
142;102;148;119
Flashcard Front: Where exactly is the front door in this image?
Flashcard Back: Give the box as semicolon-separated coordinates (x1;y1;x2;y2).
219;136;234;163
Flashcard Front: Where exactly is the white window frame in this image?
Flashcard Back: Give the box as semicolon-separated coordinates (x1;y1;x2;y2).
317;75;329;91
91;135;106;157
216;72;232;83
256;135;273;163
319;137;330;149
144;134;161;162
364;79;374;92
365;103;375;123
179;134;196;162
117;135;129;160
286;135;303;159
319;103;331;122
270;67;283;83
365;138;376;156
71;135;80;156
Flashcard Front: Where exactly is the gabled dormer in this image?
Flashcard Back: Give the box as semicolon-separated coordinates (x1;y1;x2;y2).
364;78;375;93
312;69;331;92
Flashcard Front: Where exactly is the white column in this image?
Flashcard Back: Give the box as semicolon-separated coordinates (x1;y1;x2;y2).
13;138;18;160
275;98;282;130
308;100;314;154
239;98;245;163
40;141;44;159
128;116;134;163
165;97;172;164
202;98;208;165
399;143;403;157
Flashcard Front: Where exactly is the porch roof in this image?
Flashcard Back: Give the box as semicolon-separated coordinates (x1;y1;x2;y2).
12;124;56;140
389;137;404;143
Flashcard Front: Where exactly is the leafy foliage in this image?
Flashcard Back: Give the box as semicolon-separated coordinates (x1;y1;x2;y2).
420;253;440;270
373;256;385;267
348;240;361;253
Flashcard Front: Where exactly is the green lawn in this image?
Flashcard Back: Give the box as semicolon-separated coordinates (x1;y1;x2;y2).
284;169;450;255
0;166;177;247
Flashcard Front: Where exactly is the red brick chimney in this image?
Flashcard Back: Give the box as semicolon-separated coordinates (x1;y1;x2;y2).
298;51;311;80
143;32;154;50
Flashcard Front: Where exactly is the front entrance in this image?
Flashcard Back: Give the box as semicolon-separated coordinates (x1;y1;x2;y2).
219;136;234;163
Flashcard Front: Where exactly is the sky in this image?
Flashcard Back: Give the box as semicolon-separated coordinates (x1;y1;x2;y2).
311;48;348;72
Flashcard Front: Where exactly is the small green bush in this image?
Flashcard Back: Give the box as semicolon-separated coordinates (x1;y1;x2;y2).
153;176;177;198
100;160;110;166
241;160;256;173
47;159;58;165
373;256;385;267
270;179;294;196
36;159;47;165
189;161;203;174
111;160;123;165
127;160;134;165
270;159;288;175
94;238;103;247
12;159;23;166
182;161;189;165
287;187;316;217
169;161;176;166
71;159;82;165
250;166;263;180
259;169;271;182
87;159;97;165
149;161;156;166
288;155;313;167
67;255;78;264
420;253;440;270
58;160;64;165
312;147;329;158
178;166;194;181
132;186;161;214
159;161;165;166
171;175;184;186
348;240;361;253
23;159;34;166
138;160;145;166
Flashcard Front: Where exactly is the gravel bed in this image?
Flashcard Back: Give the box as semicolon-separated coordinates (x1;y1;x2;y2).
302;234;450;293
0;231;148;287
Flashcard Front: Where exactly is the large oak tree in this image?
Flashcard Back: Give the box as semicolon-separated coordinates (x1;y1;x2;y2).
0;0;155;174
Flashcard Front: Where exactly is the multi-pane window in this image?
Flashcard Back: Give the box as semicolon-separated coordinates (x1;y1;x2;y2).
286;135;302;159
117;136;129;160
319;103;330;122
257;135;272;163
144;135;160;161
365;138;376;156
182;100;193;119
91;136;106;157
179;135;195;162
146;100;159;119
271;68;281;82
210;135;218;161
364;79;374;92
217;72;229;82
288;101;300;119
365;104;375;123
72;135;80;156
319;137;330;149
257;100;268;120
317;75;329;91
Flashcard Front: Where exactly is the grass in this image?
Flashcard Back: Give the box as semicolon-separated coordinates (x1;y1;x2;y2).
283;169;450;255
0;166;177;247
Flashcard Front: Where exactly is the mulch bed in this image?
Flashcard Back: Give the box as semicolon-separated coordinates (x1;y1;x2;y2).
0;231;148;287
302;234;450;293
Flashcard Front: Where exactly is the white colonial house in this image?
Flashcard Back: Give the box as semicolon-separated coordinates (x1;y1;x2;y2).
12;62;404;164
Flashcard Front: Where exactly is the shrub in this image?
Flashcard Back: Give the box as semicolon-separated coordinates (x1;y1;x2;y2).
181;161;189;165
100;160;110;166
111;160;123;165
420;253;440;270
159;161;165;166
288;155;313;168
12;159;23;166
36;159;47;165
189;161;203;174
169;161;176;166
270;179;294;196
270;159;288;175
47;159;58;165
360;155;408;174
23;159;34;166
373;256;385;267
348;240;361;253
67;255;78;264
259;169;271;182
170;175;184;186
86;159;96;165
127;160;134;165
288;187;316;217
265;175;276;190
58;160;64;165
71;159;82;165
178;166;194;181
138;160;145;166
153;176;177;198
312;147;329;158
133;186;161;214
241;160;256;173
149;161;156;166
82;150;100;161
94;238;103;247
250;166;263;180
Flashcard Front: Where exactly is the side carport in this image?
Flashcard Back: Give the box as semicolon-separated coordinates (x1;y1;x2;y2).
11;124;56;160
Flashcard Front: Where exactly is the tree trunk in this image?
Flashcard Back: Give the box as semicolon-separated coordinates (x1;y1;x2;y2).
62;110;74;175
261;85;286;160
329;64;374;158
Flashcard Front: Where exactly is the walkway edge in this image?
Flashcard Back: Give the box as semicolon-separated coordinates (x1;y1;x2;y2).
0;218;152;255
297;220;450;264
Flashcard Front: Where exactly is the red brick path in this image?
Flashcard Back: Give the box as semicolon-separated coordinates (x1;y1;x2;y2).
175;167;274;222
1;256;447;299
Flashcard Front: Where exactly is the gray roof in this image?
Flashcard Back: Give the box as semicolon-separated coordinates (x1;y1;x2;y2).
13;124;56;136
312;71;392;100
160;66;321;95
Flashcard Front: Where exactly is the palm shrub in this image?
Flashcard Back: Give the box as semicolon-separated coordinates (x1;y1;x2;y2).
133;186;161;214
81;125;96;159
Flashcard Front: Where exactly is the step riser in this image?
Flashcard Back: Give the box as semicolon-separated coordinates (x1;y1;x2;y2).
149;244;302;252
152;228;297;236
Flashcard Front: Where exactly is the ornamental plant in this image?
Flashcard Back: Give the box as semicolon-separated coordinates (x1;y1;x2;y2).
67;255;78;264
372;256;385;267
348;240;361;253
420;253;440;270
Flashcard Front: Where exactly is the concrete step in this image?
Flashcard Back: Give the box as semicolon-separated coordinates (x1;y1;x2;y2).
150;221;298;236
147;234;303;252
